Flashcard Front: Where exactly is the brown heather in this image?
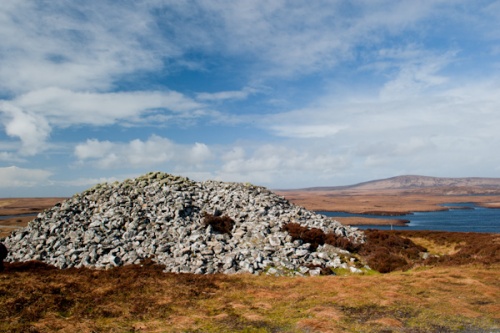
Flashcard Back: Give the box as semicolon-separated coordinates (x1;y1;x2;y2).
1;233;499;333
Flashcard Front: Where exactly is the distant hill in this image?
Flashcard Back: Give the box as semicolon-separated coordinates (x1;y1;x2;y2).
297;175;500;194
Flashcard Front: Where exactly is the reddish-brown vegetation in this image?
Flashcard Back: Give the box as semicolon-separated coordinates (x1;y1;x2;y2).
282;222;360;252
360;230;427;273
282;223;325;251
202;212;235;234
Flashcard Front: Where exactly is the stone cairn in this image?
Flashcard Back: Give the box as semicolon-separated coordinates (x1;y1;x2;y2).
5;172;365;276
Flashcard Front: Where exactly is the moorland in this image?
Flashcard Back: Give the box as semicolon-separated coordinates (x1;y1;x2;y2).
276;175;500;226
0;175;499;332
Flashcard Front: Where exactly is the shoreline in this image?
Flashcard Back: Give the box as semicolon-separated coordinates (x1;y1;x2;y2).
331;216;410;226
276;190;500;227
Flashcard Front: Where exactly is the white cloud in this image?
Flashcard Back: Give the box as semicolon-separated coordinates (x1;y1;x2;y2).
1;1;500;194
0;152;24;163
192;1;457;77
12;87;203;127
196;88;255;102
189;143;213;165
61;176;121;188
205;69;500;185
270;124;345;138
379;52;453;100
74;139;115;160
0;88;205;155
222;147;246;161
0;1;175;94
0;166;52;187
0;102;51;155
217;144;350;186
74;135;213;169
1;1;495;91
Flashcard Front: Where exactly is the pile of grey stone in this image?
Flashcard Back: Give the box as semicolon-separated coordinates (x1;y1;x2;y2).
5;172;365;276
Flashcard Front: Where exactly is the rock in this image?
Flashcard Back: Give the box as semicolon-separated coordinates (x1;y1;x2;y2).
268;236;281;247
4;172;365;276
266;267;278;275
349;266;363;274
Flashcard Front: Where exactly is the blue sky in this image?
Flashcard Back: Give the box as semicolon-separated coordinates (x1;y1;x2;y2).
1;1;500;197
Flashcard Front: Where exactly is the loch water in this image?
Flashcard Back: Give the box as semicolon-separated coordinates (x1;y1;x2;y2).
318;203;500;233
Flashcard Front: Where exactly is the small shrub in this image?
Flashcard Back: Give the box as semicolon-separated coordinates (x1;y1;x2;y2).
283;222;360;252
324;233;361;253
281;222;306;239
302;228;326;251
363;249;409;273
202;213;235;235
282;223;325;251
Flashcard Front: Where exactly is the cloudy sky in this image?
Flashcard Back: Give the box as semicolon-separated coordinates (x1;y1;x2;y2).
1;1;500;197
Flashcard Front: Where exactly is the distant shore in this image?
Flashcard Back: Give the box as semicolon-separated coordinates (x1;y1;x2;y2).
276;189;500;226
330;216;410;226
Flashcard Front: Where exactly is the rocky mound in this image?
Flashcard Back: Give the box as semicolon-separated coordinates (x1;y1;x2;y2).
5;172;364;276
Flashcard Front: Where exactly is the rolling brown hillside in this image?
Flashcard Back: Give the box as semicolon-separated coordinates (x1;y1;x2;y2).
275;175;500;220
294;175;500;194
